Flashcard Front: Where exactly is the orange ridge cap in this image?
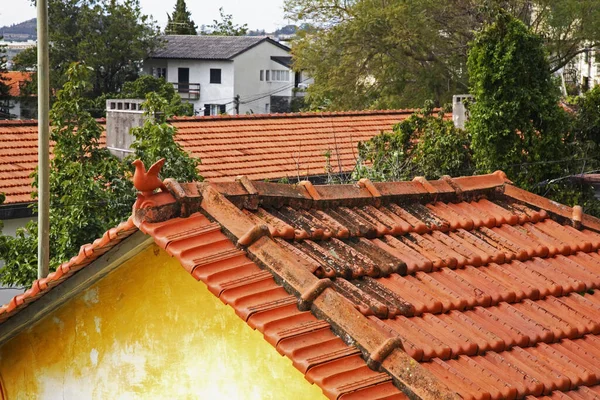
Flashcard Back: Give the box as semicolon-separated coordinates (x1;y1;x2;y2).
167;108;426;123
505;184;600;232
194;178;457;399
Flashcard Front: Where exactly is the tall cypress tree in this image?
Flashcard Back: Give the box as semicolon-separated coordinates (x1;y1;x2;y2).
165;0;197;35
467;12;569;189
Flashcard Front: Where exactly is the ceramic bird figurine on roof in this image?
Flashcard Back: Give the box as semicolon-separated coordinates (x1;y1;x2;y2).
132;158;168;197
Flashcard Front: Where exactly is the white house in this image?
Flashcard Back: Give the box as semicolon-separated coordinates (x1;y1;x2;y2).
144;35;309;115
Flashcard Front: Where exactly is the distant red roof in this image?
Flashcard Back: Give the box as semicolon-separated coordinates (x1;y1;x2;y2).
0;109;422;205
4;172;600;398
3;71;32;97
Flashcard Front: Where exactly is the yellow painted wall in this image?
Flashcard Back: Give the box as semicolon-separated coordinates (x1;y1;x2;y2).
0;244;325;399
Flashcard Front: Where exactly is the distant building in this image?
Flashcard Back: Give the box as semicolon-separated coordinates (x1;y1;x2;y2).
0;41;36;70
144;35;311;115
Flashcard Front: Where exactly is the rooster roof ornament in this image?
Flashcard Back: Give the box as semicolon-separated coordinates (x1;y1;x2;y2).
132;158;168;196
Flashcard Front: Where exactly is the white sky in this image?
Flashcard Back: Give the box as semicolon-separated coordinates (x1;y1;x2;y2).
0;0;289;32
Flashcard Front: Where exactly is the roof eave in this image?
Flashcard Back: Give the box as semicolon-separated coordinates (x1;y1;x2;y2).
147;56;234;61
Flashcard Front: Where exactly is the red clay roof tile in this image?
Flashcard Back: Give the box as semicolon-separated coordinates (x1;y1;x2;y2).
7;171;600;398
0;110;421;205
3;71;32;97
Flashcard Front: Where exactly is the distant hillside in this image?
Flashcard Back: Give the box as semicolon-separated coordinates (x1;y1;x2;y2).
0;19;37;42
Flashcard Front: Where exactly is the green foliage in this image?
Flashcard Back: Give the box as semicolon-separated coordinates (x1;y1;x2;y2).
570;85;600;145
19;0;160;98
11;46;36;73
128;92;201;182
165;0;198;35
42;63;135;267
467;12;570;190
355;102;472;182
0;39;8;97
0;64;202;286
288;0;480;110
203;7;248;36
286;0;600;111
0;222;38;285
0;63;135;286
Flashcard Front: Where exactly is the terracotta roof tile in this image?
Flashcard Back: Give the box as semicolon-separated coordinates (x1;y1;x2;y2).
3;71;32;97
138;211;409;398
9;171;600;398
0;110;422;204
179;172;600;398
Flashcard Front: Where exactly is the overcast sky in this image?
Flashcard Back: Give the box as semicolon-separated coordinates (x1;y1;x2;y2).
0;0;289;32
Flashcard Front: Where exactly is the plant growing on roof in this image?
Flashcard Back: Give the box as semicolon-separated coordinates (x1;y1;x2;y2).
466;12;570;190
354;101;472;182
165;0;198;35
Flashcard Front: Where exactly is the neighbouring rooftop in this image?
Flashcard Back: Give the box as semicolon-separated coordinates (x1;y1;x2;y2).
3;171;600;398
2;71;32;97
0;109;419;205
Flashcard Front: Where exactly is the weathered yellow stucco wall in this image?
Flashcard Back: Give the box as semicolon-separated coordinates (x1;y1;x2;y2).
0;244;325;399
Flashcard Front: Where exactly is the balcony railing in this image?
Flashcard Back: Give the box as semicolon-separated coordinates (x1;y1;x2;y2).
173;82;200;100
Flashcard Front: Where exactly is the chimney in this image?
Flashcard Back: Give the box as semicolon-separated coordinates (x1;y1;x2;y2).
452;95;474;129
105;99;146;159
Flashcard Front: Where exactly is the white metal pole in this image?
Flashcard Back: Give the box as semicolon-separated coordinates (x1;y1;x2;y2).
37;0;50;279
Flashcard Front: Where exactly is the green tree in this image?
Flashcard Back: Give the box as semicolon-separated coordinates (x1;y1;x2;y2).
467;12;570;189
355;102;472;181
165;0;198;35
203;7;248;36
0;64;202;286
128;92;201;182
287;0;479;110
286;0;600;110
570;85;600;145
0;63;134;285
17;0;160;98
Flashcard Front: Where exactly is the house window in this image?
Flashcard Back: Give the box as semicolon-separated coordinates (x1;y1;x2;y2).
265;103;270;113
260;70;264;81
210;69;222;84
265;70;270;81
204;104;227;116
268;70;291;82
152;67;166;79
